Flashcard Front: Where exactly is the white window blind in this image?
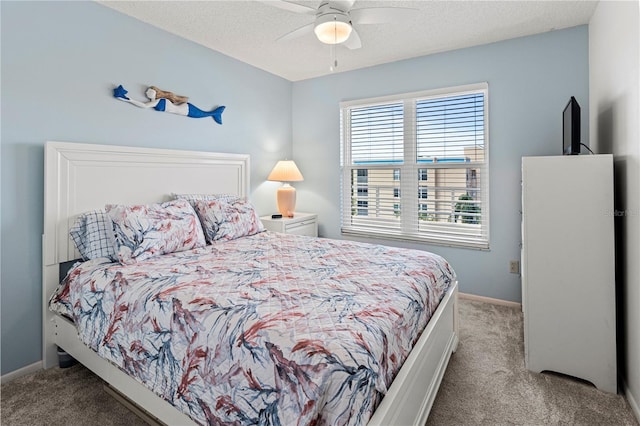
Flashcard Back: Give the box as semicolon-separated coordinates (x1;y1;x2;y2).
340;83;489;249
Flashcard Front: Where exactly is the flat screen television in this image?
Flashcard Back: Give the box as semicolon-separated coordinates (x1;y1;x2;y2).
563;96;581;155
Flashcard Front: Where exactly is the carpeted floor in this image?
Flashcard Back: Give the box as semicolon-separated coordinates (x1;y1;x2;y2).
0;359;146;426
1;298;638;425
427;298;638;426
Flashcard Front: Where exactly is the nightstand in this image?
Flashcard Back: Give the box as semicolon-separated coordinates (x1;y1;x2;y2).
260;212;318;237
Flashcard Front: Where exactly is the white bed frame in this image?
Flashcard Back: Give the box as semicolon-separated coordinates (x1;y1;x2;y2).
42;141;459;425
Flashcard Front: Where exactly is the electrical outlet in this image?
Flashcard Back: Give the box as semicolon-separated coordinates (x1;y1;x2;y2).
509;260;520;274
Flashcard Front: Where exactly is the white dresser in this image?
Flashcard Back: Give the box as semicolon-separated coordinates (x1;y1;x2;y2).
521;154;616;393
260;212;318;237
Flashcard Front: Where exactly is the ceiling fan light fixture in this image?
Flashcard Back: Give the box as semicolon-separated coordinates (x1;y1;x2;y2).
314;14;352;44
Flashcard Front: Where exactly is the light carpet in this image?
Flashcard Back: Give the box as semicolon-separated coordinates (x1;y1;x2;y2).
1;298;637;425
427;298;638;425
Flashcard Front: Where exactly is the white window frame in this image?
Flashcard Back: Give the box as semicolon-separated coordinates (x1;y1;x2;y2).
340;82;490;250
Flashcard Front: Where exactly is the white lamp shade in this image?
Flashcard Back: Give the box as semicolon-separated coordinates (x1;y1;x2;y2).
267;160;304;182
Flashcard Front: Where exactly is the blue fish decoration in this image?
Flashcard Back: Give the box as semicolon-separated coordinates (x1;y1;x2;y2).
114;85;225;125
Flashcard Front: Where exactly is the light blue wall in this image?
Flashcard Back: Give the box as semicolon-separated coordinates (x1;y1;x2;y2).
0;1;292;375
1;0;589;376
292;26;589;303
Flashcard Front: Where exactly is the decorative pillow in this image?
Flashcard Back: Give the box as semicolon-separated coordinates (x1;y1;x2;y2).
172;193;240;208
69;210;117;262
106;199;206;264
194;198;264;243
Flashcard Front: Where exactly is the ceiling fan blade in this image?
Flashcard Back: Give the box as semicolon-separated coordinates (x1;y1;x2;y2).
350;7;417;25
276;22;315;42
343;27;362;50
259;0;317;15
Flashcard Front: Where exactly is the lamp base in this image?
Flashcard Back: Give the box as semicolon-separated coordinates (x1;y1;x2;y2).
276;184;296;217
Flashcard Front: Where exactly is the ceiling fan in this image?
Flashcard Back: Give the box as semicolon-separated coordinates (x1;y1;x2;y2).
265;0;416;50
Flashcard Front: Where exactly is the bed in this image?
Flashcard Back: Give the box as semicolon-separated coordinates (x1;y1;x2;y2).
42;141;459;425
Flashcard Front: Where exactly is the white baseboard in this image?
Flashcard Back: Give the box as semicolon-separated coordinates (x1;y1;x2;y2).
458;292;522;309
622;377;640;424
0;361;42;385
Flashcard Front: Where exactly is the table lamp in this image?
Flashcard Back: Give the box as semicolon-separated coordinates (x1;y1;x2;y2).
267;160;304;217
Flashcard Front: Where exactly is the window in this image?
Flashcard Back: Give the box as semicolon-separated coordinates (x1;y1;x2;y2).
355;169;369;215
340;83;489;249
357;200;368;216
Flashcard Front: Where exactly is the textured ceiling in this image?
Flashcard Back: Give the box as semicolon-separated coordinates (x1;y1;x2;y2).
99;0;598;82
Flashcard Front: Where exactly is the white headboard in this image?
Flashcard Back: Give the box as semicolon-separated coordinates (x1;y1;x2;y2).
43;141;250;367
43;141;250;265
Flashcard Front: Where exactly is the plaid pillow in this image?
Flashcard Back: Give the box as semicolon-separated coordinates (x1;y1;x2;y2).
69;210;117;261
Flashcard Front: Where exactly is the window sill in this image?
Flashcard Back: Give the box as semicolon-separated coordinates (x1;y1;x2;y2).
341;228;490;251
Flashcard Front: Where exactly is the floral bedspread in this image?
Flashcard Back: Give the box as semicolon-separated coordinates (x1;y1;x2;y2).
50;232;455;425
